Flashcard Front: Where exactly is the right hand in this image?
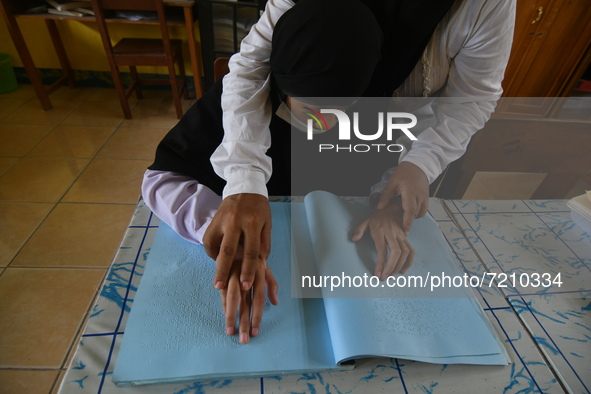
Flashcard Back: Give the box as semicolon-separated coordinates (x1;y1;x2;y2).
221;251;279;344
375;161;429;236
203;193;272;292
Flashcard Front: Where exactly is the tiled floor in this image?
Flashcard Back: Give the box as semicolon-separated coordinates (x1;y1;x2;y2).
0;84;588;394
0;85;195;394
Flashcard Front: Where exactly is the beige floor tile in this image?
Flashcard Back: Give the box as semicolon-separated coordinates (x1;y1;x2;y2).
62;159;150;204
479;171;546;199
463;171;548;200
51;370;67;394
0;84;37;100
0;369;59;394
0;267;105;368
96;125;168;160
61;101;126;128
26;125;116;159
0;203;54;266
13;203;135;268
0;158;88;202
0;124;54;157
0;157;18;177
462;173;497;200
61;88;136;127
2;98;80;125
0;97;28;120
123;90;195;129
48;86;98;102
83;87;134;104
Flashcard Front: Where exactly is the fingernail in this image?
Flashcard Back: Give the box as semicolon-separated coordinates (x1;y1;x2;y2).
240;333;249;344
242;281;250;290
226;327;234;335
251;327;259;336
375;271;382;279
215;281;224;289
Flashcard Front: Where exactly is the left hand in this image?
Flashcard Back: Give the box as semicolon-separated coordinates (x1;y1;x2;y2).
352;197;415;279
375;161;429;236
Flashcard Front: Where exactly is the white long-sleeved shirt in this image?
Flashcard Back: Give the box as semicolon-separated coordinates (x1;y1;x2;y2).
212;0;516;196
142;0;516;245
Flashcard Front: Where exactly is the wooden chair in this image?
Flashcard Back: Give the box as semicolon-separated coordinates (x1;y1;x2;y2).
91;0;188;119
213;57;230;82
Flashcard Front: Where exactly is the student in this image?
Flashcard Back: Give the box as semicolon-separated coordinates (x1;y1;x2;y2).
143;0;385;344
207;0;515;316
143;0;515;343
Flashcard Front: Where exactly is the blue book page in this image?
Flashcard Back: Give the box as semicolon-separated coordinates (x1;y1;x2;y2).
302;191;508;365
113;203;342;386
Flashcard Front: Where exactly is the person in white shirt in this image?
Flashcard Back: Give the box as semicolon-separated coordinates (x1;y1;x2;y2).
143;0;515;343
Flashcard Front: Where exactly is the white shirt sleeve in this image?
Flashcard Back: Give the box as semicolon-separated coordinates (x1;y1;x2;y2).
141;170;222;245
398;0;516;184
211;0;295;199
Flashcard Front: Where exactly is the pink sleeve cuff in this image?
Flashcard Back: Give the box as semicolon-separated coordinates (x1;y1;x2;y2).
141;170;222;245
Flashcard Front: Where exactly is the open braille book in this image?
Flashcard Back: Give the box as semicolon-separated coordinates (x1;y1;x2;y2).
112;191;508;387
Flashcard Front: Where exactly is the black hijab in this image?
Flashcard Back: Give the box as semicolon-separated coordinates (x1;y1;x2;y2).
270;0;383;100
271;0;456;98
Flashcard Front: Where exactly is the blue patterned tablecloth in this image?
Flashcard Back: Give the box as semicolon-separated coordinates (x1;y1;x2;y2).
58;198;591;394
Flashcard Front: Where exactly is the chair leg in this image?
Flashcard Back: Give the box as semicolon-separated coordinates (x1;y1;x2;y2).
177;54;189;100
168;61;184;119
110;65;132;119
129;66;143;99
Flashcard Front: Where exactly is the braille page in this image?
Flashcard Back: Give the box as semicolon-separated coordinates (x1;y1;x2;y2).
302;191;508;365
112;203;342;386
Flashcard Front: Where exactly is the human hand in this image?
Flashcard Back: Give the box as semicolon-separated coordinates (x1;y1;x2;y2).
203;193;271;292
375;161;429;236
352;197;415;279
221;247;279;344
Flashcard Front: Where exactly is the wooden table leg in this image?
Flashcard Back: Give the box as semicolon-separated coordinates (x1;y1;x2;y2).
45;19;76;89
0;2;52;109
183;5;203;99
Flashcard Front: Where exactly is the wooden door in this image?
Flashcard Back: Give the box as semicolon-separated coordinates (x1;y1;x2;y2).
498;0;591;117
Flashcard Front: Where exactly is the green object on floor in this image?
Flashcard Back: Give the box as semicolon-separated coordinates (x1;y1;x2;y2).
0;53;18;93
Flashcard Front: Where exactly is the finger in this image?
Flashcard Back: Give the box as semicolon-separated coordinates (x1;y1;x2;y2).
203;226;223;260
220;288;227;313
401;196;418;237
382;237;408;278
400;242;415;274
213;231;241;290
393;240;410;275
376;182;399;210
239;232;261;291
351;218;370;242
225;276;240;336
260;221;272;262
417;198;429;219
238;289;252;344
265;265;279;306
372;232;388;280
250;265;266;337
